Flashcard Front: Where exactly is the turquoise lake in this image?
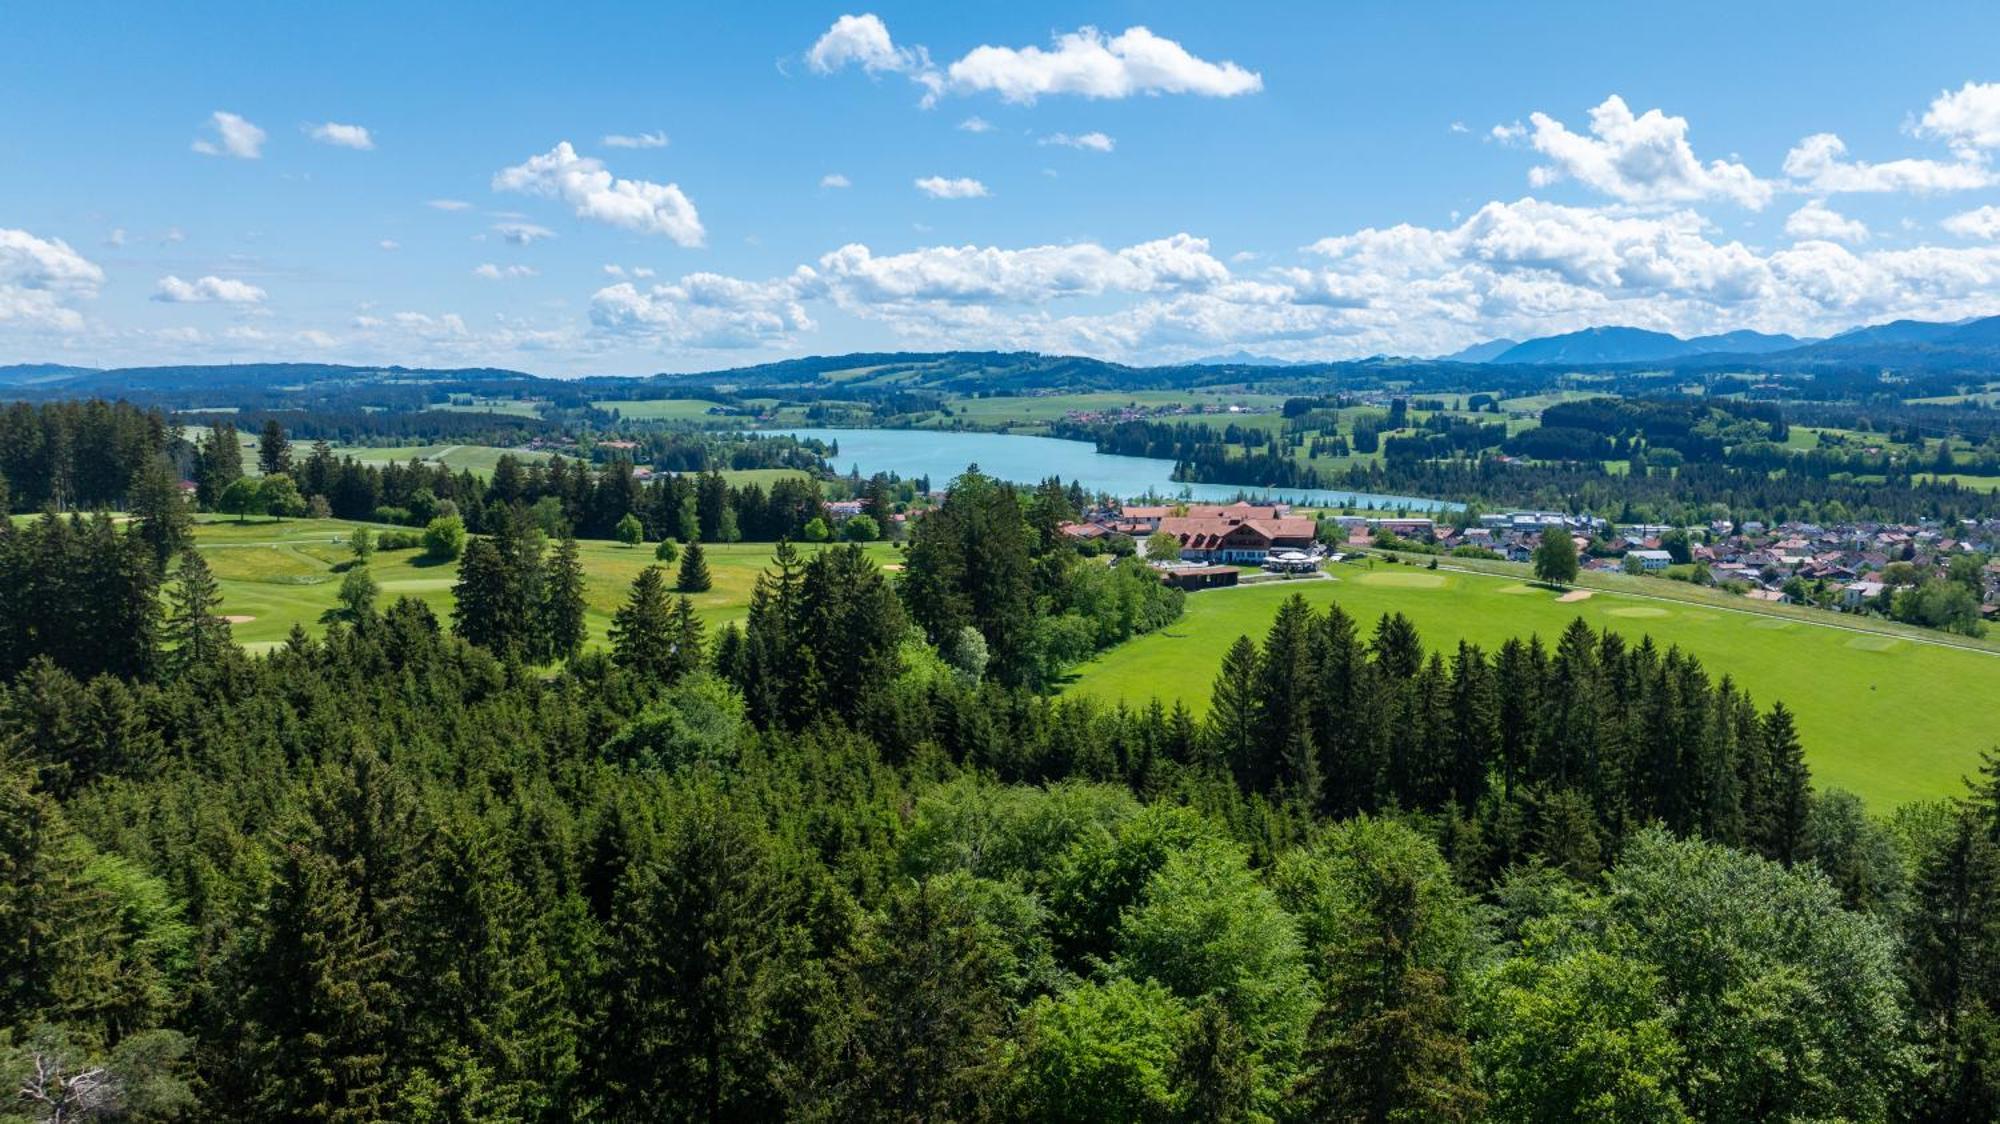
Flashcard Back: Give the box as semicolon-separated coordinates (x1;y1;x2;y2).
772;428;1458;511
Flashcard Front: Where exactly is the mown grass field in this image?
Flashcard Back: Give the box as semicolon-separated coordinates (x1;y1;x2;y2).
936;390;1290;429
1066;564;2000;808
193;516;900;653
592;398;727;420
339;444;551;475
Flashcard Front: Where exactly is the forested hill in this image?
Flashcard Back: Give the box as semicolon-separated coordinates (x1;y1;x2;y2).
16;311;2000;411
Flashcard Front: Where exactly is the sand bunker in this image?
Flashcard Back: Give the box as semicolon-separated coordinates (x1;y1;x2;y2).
1556;590;1594;603
222;615;257;624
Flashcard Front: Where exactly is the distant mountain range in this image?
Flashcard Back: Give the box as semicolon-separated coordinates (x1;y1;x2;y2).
1439;315;2000;367
1435;339;1520;363
1442;327;1811;366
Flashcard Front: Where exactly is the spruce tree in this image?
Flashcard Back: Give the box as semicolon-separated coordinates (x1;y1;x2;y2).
664;595;707;683
451;537;510;654
542;532;588;662
611;566;678;682
1204;636;1261;780
128;455;192;572
1253;594;1316;797
676;540;712;593
592;786;801;1121
1761;701;1811;864
232;843;395;1122
257;418;292;476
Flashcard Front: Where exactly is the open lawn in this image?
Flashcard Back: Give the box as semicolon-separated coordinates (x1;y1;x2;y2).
1066;562;2000;808
429;397;545;418
593;398;728;420
192;516;901;654
937;390;1289;430
339;444;551;476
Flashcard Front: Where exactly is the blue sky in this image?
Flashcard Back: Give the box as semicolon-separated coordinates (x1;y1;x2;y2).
9;2;2000;374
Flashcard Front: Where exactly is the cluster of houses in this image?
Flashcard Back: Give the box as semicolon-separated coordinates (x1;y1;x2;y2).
1656;518;2000;614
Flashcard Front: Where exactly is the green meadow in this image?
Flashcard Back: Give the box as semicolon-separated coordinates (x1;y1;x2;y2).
1067;565;2000;808
591;398;727;420
193;516;900;653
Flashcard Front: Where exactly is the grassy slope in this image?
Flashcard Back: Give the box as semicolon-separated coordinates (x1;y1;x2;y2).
1066;563;2000;808
194;517;900;653
591;398;726;420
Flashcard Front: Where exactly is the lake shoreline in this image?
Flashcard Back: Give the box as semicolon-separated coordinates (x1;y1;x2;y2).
762;426;1462;512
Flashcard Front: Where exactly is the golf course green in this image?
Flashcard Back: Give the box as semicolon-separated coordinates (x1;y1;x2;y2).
1066;565;2000;808
193;516;900;652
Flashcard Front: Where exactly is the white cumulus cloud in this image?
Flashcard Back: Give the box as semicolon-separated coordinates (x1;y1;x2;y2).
152;274;267;304
946;25;1262;103
1943;205;2000;239
821;172;852;188
493;142;705;246
1782;132;1993;193
473;263;539;280
192;111;266;159
958;116;994;133
309;122;374;150
1916;81;2000;155
591;268;820;348
1510;95;1771;208
1784;200;1869;244
0;229;105;330
915;175;989;199
807;15;1260;105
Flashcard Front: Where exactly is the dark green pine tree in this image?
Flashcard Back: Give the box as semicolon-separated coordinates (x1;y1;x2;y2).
541;532;588;662
1371;612;1424;681
676;539;713;593
591;787;801;1122
1903;810;2000;1122
399;817;580;1121
735;540;806;726
232;841;396;1123
128;454;192;573
831;879;1007;1122
664;595;707;683
451;536;511;654
1252;593;1317;798
795;543;906;727
164;547;232;676
1760;701;1812;864
610;565;678;683
257;418;292;476
194;421;243;510
1313;601;1380;814
1446;641;1498;806
1170;999;1258;1124
1204;635;1261;781
0;754;140;1034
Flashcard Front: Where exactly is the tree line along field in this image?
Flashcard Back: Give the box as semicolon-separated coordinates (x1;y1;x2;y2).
191;512;1996;808
1067;565;2000;809
191;516;900;652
